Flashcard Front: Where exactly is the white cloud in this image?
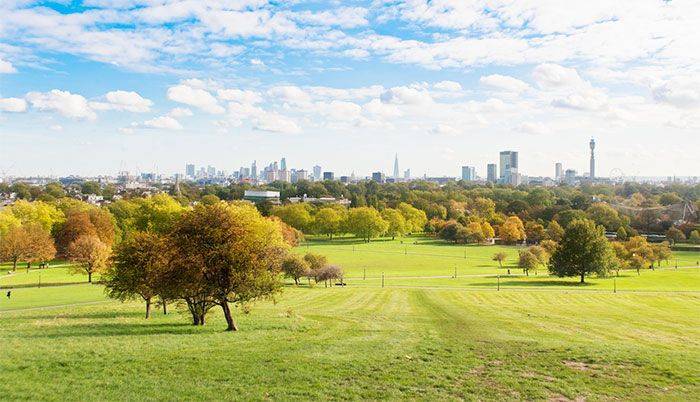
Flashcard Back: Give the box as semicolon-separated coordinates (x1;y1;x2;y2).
294;7;368;29
532;63;585;89
0;58;16;73
380;86;433;105
267;86;311;105
433;81;462;91
480;74;530;93
25;90;96;120
517;122;550;135
91;90;153;112
143;115;183;130
167;84;225;114
252;113;301;134
217;88;263;104
0;97;27;112
49;124;63;131
652;78;700;108
430;124;460;136
168;107;193;117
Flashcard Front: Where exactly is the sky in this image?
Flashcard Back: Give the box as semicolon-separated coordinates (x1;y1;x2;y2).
0;0;699;179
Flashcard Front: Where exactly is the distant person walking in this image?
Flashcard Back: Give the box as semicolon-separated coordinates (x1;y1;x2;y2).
6;290;11;299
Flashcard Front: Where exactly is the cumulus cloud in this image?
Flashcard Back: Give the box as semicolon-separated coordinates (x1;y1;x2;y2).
433;81;462;91
167;84;225;114
0;97;27;112
652;78;700;108
25;90;96;120
90;90;153;112
480;74;530;93
217;88;263;104
143;115;183;130
252;113;301;134
267;86;311;105
168;107;193;117
430;124;460;136
517;122;550;135
380;86;433;105
532;64;584;89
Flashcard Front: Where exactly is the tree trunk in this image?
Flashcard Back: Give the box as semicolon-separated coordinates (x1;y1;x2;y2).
12;258;17;271
145;298;151;319
162;300;167;315
580;272;585;283
88;271;92;283
221;301;238;331
26;262;31;273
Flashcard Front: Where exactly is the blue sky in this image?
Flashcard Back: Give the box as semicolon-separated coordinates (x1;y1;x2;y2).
1;0;699;178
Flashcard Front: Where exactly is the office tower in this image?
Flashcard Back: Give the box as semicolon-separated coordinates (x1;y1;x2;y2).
461;166;475;181
207;165;216;178
280;157;287;171
296;169;307;181
555;163;563;181
185;164;195;177
393;154;399;179
565;169;577;184
279;169;290;183
340;176;349;183
251;160;257;179
372;172;386;183
499;151;518;180
313;165;322;180
487;163;497;183
323;171;334;181
404;169;411;180
589;138;595;179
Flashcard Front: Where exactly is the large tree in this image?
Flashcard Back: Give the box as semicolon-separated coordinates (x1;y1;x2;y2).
106;232;171;318
23;223;56;270
0;225;29;270
345;207;388;242
68;235;111;283
549;219;615;283
271;203;314;232
499;216;525;244
281;254;309;285
169;203;288;331
313;207;344;239
381;208;408;240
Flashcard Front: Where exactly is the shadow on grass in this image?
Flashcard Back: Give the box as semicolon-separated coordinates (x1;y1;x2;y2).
24;321;207;338
469;280;597;287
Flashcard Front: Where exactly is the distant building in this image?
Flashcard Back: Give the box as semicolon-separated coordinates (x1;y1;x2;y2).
404;169;411;180
372;172;386;183
589;138;596;179
251;160;257;180
278;170;290;183
393;154;399;179
206;165;216;178
340;176;349;183
499;151;518;183
185;164;195;178
555;163;563;181
565;169;577;185
461;166;476;181
323;171;334;181
280;157;287;171
313;165;322;180
487;164;497;183
295;169;308;182
243;190;280;203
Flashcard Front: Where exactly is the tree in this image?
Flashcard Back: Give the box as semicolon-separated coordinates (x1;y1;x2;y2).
304;253;328;282
281;254;310;285
397;203;428;233
106;232;171;318
481;221;495;239
169;203;288;331
7;200;64;232
492;252;508;274
549;219;615;283
499;216;525;244
524;221;546;243
133;193;185;234
616;227;628;241
55;207;116;256
271;204;314;232
0;225;30;270
438;221;462;242
313;207;344;239
555;209;588;228
540;239;558;256
651;242;672;267
464;221;486;243
546;220;564;242
23;223;56;270
270;216;304;247
586;202;623;231
666;227;686;244
689;230;700;245
68;235;111;283
381;208;408;240
0;209;21;237
316;265;344;287
345;207;389;242
518;249;539;276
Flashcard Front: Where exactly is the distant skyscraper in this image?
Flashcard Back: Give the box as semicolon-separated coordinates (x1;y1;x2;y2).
404;169;411;180
313;165;322;180
499;151;518;179
280;157;287;171
393;154;399;179
555;163;563;181
589;138;595;179
323;171;334;181
296;169;307;182
487;164;497;183
251;160;257;179
207;165;216;178
372;172;386;183
461;166;475;181
185;164;195;177
279;169;290;183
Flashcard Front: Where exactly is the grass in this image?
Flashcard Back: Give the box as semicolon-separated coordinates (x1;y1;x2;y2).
0;237;698;400
0;261;93;288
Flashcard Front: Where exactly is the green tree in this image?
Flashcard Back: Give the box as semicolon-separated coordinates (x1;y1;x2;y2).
492;252;508;272
281;254;310;285
546;220;564;242
549;219;615;283
381;208;408;240
518;249;539;276
524;221;546;243
271;203;314;232
345;207;388;242
397;203;428;233
586;202;623;231
689;230;700;245
7;200;64;232
81;181;101;195
666;227;685;244
616;226;628;241
68;235;111;283
313;207;344;239
134;193;186;234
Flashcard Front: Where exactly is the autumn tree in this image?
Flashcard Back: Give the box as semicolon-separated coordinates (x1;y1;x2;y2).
106;232;171;318
0;225;29;270
68;235;111;283
524;221;546;243
23;223;56;270
666;227;686;244
492;252;508;274
546;220;564;242
271;203;314;232
549;219;615;283
313;207;345;239
281;254;310;285
316;265;344;287
689;230;700;245
518;249;539;276
499;216;525;244
304;252;328;282
55;207;115;256
381;208;408;240
169;203;288;331
397;203;428;233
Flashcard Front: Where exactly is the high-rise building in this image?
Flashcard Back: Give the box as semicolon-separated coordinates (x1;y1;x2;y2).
461;166;476;181
296;169;307;182
280;157;287;171
499;151;518;180
372;172;386;183
206;165;216;178
555;163;563;181
404;169;411;180
323;171;334;181
279;169;290;183
393;154;399;179
589;138;595;179
487;164;497;183
251;160;257;179
565;169;577;185
185;164;195;178
313;165;322;180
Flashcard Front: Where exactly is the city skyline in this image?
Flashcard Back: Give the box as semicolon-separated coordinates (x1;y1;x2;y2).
1;1;699;177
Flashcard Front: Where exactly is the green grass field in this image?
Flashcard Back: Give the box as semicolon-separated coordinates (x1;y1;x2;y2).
1;237;698;400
